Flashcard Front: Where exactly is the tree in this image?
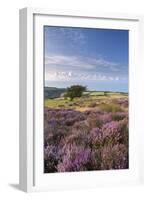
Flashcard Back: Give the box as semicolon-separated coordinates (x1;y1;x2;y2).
104;91;107;96
66;85;86;101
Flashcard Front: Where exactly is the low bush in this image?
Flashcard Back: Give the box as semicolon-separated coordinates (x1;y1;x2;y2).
99;103;123;112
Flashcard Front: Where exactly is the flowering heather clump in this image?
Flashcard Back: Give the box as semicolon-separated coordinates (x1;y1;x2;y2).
57;144;92;172
101;121;122;144
65;133;85;147
101;144;128;169
112;112;128;121
112;98;128;107
44;102;129;172
89;128;103;148
100;113;113;123
44;145;61;173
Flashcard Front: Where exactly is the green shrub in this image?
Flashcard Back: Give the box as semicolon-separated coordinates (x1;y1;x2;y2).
99;103;123;112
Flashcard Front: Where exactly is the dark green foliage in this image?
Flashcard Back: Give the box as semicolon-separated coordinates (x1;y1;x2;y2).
65;85;87;101
104;91;107;96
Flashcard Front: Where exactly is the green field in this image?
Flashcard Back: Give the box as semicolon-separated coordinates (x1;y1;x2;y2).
45;91;128;112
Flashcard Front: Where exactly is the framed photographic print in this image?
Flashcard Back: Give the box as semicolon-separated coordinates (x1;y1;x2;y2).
19;8;144;192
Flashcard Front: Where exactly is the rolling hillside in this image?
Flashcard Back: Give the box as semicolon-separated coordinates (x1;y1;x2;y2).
44;87;66;99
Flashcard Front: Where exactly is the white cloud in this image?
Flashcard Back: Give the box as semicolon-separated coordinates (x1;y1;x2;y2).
45;53;127;83
45;71;120;82
45;54;120;72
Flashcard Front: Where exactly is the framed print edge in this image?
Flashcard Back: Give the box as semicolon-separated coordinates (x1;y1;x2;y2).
19;7;144;192
19;8;34;192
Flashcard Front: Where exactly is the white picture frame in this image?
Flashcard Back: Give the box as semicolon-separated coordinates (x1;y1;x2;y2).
19;7;144;192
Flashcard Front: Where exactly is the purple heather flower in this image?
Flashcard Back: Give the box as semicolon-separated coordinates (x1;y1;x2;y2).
44;106;128;172
57;144;91;172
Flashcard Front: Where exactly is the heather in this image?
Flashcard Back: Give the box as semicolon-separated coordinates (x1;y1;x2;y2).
44;93;128;173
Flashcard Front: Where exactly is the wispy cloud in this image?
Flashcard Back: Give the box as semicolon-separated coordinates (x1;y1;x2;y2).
45;54;122;72
44;26;128;92
59;28;87;45
45;54;95;70
45;53;127;82
45;71;120;82
44;27;87;49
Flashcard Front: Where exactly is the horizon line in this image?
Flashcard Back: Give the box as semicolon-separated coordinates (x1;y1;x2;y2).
44;86;128;93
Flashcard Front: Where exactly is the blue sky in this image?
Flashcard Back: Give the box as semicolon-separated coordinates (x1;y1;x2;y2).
44;26;128;92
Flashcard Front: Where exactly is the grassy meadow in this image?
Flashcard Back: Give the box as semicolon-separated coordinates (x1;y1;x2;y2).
45;91;128;112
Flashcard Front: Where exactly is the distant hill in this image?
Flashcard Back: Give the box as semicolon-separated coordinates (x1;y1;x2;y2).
44;87;66;99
